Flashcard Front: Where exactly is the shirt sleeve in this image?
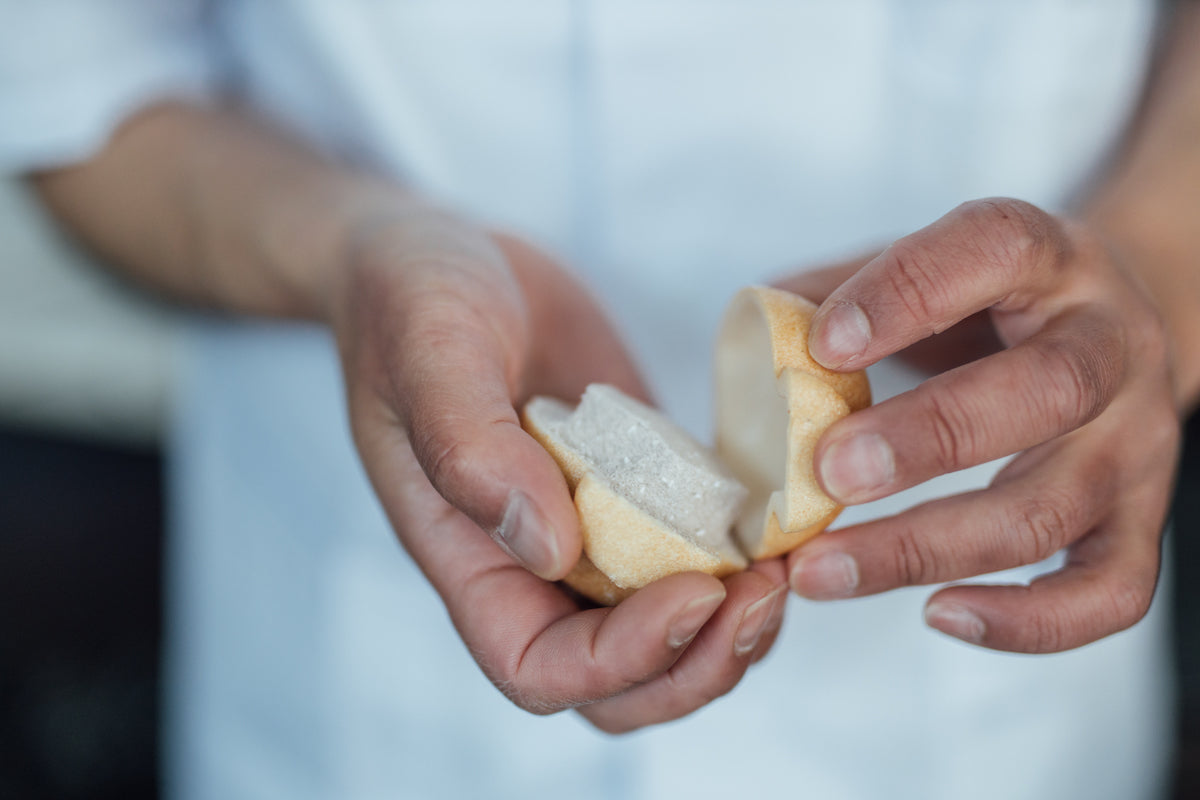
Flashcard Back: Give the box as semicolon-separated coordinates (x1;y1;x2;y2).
0;0;224;172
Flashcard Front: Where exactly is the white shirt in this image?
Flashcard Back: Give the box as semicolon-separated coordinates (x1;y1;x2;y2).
0;2;1174;798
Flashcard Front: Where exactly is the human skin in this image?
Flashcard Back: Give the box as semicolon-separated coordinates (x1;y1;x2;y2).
32;104;788;733
784;4;1200;652
31;3;1200;728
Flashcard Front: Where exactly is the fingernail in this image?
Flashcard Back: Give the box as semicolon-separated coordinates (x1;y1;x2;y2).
925;602;986;644
789;551;859;599
667;591;727;649
811;302;871;368
734;586;787;657
492;490;562;579
820;432;895;503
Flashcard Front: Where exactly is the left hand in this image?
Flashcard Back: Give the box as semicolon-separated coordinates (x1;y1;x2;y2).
780;197;1180;653
333;221;787;733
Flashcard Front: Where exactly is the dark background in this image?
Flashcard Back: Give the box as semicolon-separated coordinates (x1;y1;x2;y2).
1;419;1197;799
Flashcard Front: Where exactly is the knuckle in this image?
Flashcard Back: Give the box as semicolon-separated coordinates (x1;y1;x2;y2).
419;423;476;492
1033;333;1115;430
891;526;940;586
919;383;980;472
882;239;946;324
1011;490;1081;564
413;413;516;498
961;198;1061;282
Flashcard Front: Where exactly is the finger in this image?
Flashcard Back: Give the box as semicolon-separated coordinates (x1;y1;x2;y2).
922;487;1166;653
789;438;1115;599
917;407;1176;653
578;572;787;733
808;198;1075;370
360;249;581;580
357;419;574;603
814;305;1125;504
775;254;1001;373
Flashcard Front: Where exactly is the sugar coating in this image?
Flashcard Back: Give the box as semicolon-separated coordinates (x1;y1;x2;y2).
553;385;748;551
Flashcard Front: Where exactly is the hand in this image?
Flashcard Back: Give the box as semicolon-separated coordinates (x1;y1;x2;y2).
328;210;787;731
780;198;1180;653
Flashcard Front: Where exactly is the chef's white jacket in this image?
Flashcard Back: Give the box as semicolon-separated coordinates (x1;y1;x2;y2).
0;2;1175;798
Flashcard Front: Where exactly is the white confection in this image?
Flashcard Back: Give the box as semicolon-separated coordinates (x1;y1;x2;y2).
551;384;747;551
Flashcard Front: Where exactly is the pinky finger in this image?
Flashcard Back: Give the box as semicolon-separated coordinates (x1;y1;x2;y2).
923;519;1163;654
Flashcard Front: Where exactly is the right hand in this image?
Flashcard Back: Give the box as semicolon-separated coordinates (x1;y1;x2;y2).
327;208;787;732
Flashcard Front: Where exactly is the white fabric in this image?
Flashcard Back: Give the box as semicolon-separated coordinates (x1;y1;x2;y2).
0;2;1175;799
0;0;219;170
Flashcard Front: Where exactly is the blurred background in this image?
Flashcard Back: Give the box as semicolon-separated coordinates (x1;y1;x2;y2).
0;172;1197;799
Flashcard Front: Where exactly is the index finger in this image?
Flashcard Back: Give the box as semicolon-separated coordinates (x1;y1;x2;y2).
343;233;582;580
807;198;1074;370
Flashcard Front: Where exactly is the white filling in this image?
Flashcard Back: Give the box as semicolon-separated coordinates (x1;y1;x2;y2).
541;385;747;552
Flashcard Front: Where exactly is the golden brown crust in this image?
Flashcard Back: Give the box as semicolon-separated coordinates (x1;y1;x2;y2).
753;287;871;411
524;285;872;606
717;286;871;560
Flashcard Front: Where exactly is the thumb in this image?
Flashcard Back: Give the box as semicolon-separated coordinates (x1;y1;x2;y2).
345;240;581;581
410;394;580;581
